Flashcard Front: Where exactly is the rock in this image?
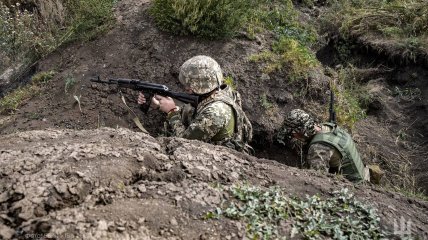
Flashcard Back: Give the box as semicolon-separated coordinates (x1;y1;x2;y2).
170;217;178;226
0;224;14;239
98;220;108;231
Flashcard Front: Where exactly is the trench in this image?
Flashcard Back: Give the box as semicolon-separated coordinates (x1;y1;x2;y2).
250;38;428;193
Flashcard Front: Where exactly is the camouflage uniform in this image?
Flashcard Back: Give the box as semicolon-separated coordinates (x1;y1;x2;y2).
167;86;235;142
306;125;342;172
166;55;253;153
278;109;369;183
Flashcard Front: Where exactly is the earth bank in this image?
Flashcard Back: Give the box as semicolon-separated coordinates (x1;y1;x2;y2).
0;127;427;239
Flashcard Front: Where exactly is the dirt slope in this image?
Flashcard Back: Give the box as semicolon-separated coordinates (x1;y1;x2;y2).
0;127;427;239
0;0;428;239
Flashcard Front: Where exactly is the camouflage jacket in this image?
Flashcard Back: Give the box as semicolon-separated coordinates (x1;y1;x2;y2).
308;123;369;183
166;85;253;152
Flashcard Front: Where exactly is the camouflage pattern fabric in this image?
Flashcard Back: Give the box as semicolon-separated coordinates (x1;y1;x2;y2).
277;109;316;143
167;101;234;142
310;123;366;183
277;109;368;183
167;85;253;153
179;55;223;95
306;125;342;172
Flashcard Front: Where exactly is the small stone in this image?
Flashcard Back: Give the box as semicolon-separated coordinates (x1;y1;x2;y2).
170;217;178;226
98;220;108;231
138;184;147;193
0;223;15;239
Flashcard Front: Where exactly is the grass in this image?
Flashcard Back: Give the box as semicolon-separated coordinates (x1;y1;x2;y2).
247;0;319;81
319;0;428;62
150;0;258;39
0;0;116;84
224;76;236;90
209;184;387;239
329;65;372;129
0;71;55;114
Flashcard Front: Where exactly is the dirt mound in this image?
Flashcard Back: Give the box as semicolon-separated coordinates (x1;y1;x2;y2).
0;127;427;239
0;0;428;229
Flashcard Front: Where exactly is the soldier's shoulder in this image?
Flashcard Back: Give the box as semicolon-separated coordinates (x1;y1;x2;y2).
203;100;233;112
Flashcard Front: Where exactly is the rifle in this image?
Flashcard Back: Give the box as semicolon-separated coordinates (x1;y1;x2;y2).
329;85;337;124
90;76;199;113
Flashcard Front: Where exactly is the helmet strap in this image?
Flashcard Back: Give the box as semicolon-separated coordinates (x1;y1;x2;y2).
215;75;221;91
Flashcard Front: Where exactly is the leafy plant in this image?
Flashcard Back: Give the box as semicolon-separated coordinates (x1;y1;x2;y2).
64;75;77;94
0;0;116;82
150;0;259;39
210;185;387;239
0;2;55;62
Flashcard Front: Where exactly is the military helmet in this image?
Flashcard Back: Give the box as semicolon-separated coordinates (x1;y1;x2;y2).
283;109;316;138
179;55;223;95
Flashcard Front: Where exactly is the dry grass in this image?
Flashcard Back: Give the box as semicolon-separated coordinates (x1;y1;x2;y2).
320;0;428;62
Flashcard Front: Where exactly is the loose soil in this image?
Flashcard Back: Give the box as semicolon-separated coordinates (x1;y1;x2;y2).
0;0;427;238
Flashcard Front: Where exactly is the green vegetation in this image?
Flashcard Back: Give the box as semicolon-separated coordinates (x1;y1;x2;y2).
64;75;77;94
209;185;386;239
63;0;116;42
331;66;372;129
149;0;319;82
259;93;273;110
250;37;318;81
0;71;55;114
247;0;319;81
150;0;258;39
0;3;55;62
224;76;237;90
320;0;428;61
0;0;116;76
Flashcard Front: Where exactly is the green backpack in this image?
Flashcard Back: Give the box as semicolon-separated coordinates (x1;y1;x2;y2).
309;123;365;182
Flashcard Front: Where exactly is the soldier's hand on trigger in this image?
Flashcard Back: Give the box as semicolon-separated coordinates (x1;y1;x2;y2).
154;95;177;113
137;92;160;109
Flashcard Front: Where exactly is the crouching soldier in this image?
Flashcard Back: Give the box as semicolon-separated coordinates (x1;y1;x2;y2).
277;109;377;183
138;55;253;154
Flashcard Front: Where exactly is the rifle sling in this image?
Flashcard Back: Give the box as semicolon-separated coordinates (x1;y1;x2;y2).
120;94;149;134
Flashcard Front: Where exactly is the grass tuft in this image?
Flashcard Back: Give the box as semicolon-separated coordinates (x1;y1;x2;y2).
0;71;55;114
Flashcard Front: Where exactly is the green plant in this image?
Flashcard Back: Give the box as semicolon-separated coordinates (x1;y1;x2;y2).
0;3;55;61
32;70;56;84
64;76;77;94
332;66;372;129
319;0;428;61
150;0;259;39
210;185;387;239
224;76;236;90
63;0;116;42
0;70;55;114
259;93;273;109
250;36;318;80
246;0;319;80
